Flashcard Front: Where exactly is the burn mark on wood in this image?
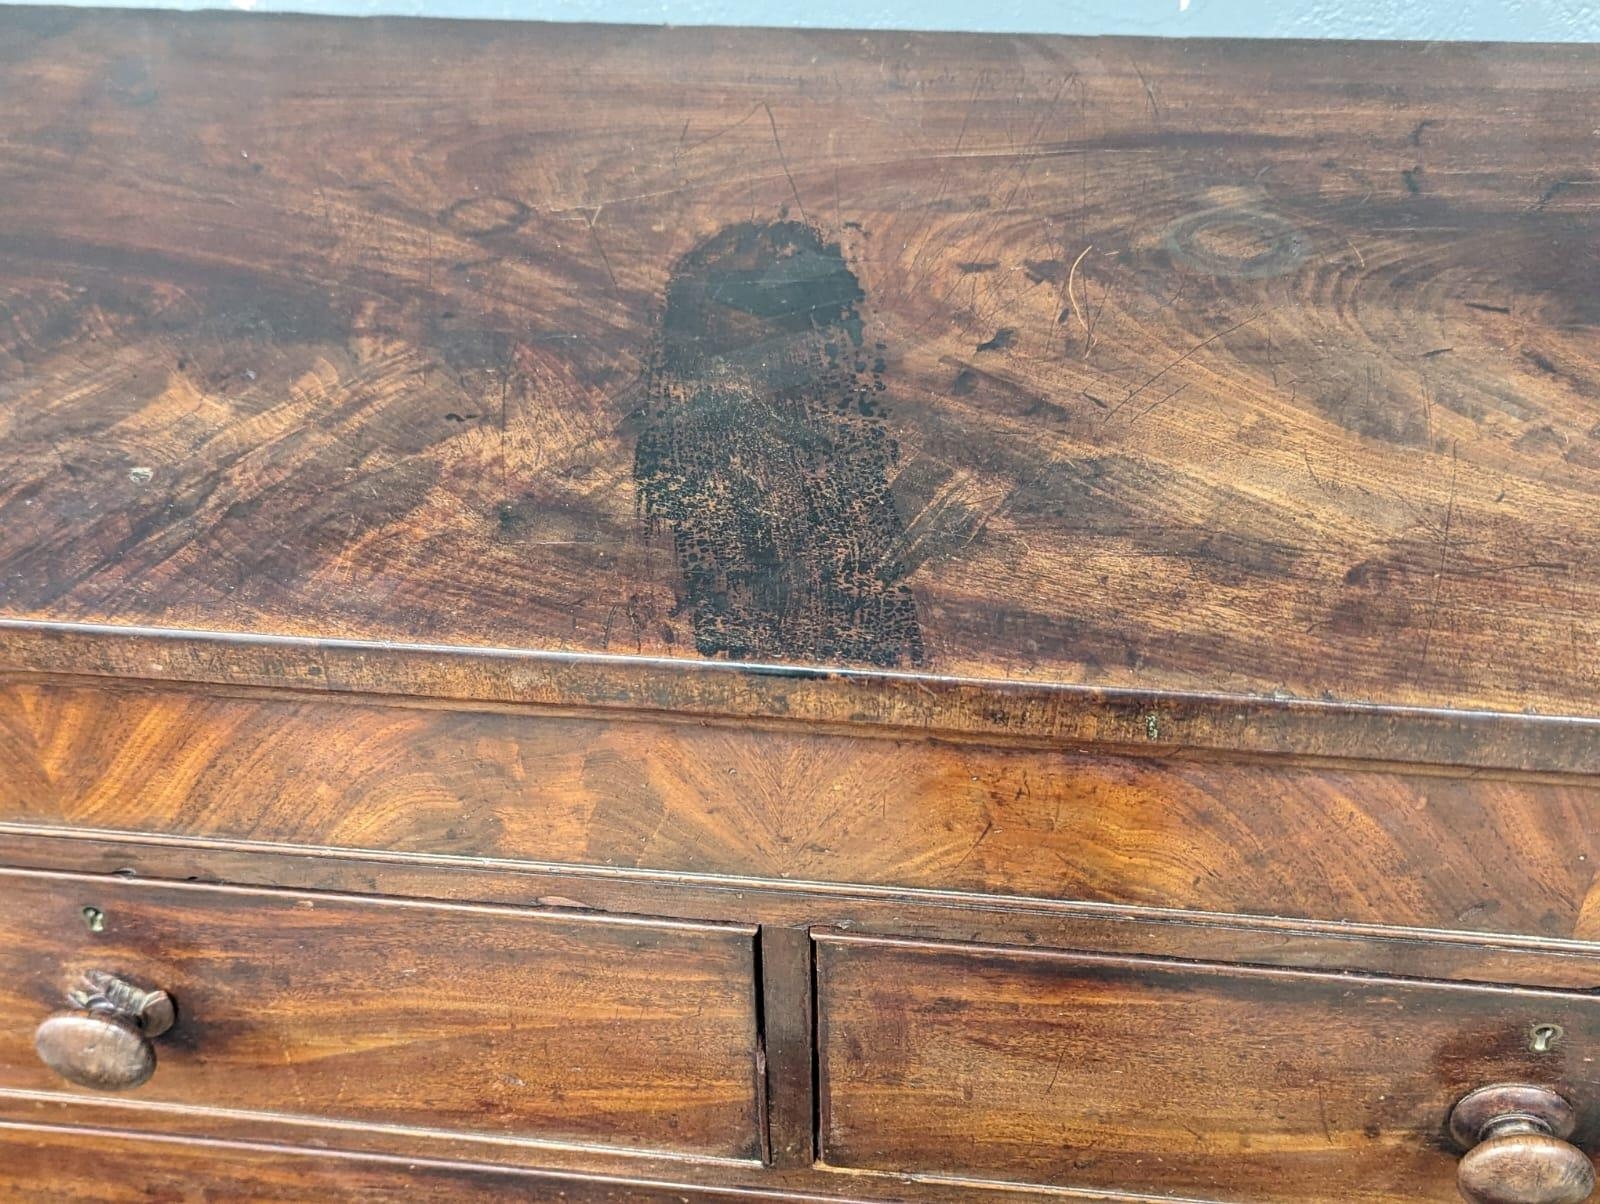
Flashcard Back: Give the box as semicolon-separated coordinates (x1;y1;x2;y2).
634;220;923;668
1023;259;1066;285
1409;118;1441;146
975;328;1017;353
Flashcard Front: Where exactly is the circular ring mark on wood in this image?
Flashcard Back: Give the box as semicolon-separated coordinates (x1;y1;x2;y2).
1164;206;1307;279
440;195;531;238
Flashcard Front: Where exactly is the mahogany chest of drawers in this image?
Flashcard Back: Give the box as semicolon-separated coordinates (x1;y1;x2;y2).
2;8;1599;1202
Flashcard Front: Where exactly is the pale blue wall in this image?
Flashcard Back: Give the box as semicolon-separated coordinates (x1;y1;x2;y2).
12;0;1600;41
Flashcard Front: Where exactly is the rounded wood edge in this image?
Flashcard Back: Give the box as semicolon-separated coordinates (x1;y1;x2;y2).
3;619;1598;775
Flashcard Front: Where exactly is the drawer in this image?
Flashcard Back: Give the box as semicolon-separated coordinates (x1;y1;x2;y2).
7;679;1600;945
0;1124;768;1203
816;932;1600;1203
0;869;761;1161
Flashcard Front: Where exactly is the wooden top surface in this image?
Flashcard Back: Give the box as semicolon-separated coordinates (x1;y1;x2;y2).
1;8;1598;728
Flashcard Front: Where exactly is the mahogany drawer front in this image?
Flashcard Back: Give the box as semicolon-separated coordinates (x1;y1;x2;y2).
815;932;1600;1202
0;1124;778;1203
6;679;1600;945
0;869;761;1161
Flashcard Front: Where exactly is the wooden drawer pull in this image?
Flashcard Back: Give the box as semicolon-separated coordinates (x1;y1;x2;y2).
1451;1085;1596;1204
33;970;175;1091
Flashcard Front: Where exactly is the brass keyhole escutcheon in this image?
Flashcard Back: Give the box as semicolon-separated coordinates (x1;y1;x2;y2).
1531;1024;1565;1054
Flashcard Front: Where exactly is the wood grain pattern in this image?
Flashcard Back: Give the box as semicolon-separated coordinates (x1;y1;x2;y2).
0;1119;1175;1204
0;1127;735;1204
10;16;1600;1201
9;624;1599;774
757;927;815;1169
12;827;1600;991
0;1127;758;1203
0;868;761;1160
6;678;1600;944
816;932;1600;1202
0;10;1597;720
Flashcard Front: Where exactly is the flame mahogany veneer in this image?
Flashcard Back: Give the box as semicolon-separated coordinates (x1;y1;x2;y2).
3;8;1600;1201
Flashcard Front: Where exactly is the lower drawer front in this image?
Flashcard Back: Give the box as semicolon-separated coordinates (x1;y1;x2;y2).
816;933;1600;1202
0;1124;764;1203
0;870;760;1160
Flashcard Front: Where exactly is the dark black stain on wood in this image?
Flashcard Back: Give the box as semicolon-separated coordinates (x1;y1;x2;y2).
1023;259;1066;285
633;220;924;668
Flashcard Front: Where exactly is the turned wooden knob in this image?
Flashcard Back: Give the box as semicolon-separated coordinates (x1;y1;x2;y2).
34;970;175;1091
1451;1085;1596;1204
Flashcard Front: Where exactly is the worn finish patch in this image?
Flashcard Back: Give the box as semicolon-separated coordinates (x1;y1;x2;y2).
1163;205;1307;280
634;220;924;668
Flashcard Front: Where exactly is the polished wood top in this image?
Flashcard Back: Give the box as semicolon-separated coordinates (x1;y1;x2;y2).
1;9;1597;728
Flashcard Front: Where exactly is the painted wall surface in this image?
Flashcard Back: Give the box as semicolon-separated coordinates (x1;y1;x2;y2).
8;0;1600;42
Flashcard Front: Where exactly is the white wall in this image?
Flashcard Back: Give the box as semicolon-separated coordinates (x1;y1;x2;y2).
11;0;1600;42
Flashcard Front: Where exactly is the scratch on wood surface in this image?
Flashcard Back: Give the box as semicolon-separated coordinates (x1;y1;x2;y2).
1132;382;1187;424
1413;443;1459;684
1104;312;1261;423
1302;451;1333;497
952;817;996;871
929;69;989;210
1130;57;1161;120
680;102;763;154
1065;242;1093;349
581;207;620;295
762;101;809;223
1045;1045;1069;1095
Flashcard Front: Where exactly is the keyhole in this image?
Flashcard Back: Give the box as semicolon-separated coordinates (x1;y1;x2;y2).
1530;1023;1564;1053
80;906;105;933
